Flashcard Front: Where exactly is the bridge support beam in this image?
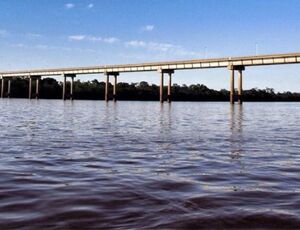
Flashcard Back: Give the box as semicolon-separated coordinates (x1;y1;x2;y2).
230;69;235;104
105;74;109;102
1;77;11;98
168;73;172;103
160;70;164;103
0;77;12;98
29;77;32;99
104;72;119;102
1;77;4;98
62;75;66;100
70;76;74;100
7;79;11;98
238;69;243;104
36;78;40;99
29;76;41;99
62;74;76;100
167;70;174;103
113;75;117;102
158;69;174;103
228;65;245;104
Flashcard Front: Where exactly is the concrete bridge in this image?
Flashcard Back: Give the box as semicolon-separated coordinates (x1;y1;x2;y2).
1;52;300;104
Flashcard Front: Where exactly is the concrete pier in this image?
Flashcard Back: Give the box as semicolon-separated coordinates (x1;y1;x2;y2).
230;69;235;104
62;74;75;100
70;76;74;100
168;73;172;103
105;73;109;102
1;77;4;98
29;76;41;99
160;70;164;103
159;69;174;103
238;70;243;104
7;79;11;98
235;66;245;104
1;77;11;98
113;75;117;102
104;72;119;102
29;77;32;99
167;70;174;103
62;74;66;100
228;65;244;104
36;78;40;99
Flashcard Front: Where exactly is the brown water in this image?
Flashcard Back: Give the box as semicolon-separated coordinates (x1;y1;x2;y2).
0;99;300;229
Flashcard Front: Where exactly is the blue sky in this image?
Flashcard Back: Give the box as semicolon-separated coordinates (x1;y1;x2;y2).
1;0;300;91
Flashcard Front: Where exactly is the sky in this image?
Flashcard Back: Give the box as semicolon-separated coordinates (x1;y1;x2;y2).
1;0;300;91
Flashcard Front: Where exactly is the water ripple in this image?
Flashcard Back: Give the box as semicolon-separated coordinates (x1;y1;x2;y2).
0;100;300;229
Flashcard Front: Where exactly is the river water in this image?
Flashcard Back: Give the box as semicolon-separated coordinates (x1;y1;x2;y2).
0;99;299;229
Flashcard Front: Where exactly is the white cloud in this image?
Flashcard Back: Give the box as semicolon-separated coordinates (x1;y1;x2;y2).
125;40;175;52
0;30;8;37
68;35;120;44
69;35;87;41
125;40;200;57
69;35;101;41
65;3;75;9
103;37;120;44
142;25;154;32
10;42;95;53
87;3;94;9
147;42;175;52
87;36;102;42
68;34;199;57
125;40;146;48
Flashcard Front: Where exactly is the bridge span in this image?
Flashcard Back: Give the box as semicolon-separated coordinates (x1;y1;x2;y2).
1;52;300;104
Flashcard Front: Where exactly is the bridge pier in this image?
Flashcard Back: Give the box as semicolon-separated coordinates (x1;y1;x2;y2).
29;76;41;99
1;77;11;98
167;70;174;103
168;73;172;103
160;70;164;103
105;73;109;102
235;66;245;104
70;75;74;100
158;69;174;103
29;77;32;99
0;77;3;98
7;79;11;98
228;65;245;104
230;69;235;104
238;69;243;104
62;75;66;100
104;72;119;102
62;74;76;100
113;75;118;102
36;77;40;99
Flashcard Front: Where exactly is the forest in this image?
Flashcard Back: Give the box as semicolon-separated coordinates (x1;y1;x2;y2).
2;77;300;101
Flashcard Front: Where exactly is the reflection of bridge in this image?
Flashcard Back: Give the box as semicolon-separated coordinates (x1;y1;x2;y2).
1;52;300;104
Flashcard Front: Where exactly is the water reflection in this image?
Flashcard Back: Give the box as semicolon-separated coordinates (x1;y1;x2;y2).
159;102;173;130
229;104;244;158
0;100;300;229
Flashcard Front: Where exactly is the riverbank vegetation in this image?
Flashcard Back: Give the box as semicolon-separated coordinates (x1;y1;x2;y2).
2;77;300;101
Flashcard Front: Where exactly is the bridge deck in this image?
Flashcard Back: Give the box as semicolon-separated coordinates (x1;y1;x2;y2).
1;52;300;77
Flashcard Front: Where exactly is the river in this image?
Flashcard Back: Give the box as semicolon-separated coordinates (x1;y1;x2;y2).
0;99;299;229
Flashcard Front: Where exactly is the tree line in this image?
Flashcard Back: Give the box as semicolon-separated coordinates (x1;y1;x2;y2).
2;77;300;101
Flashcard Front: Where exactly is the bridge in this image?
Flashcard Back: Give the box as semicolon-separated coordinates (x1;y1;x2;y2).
1;52;300;104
